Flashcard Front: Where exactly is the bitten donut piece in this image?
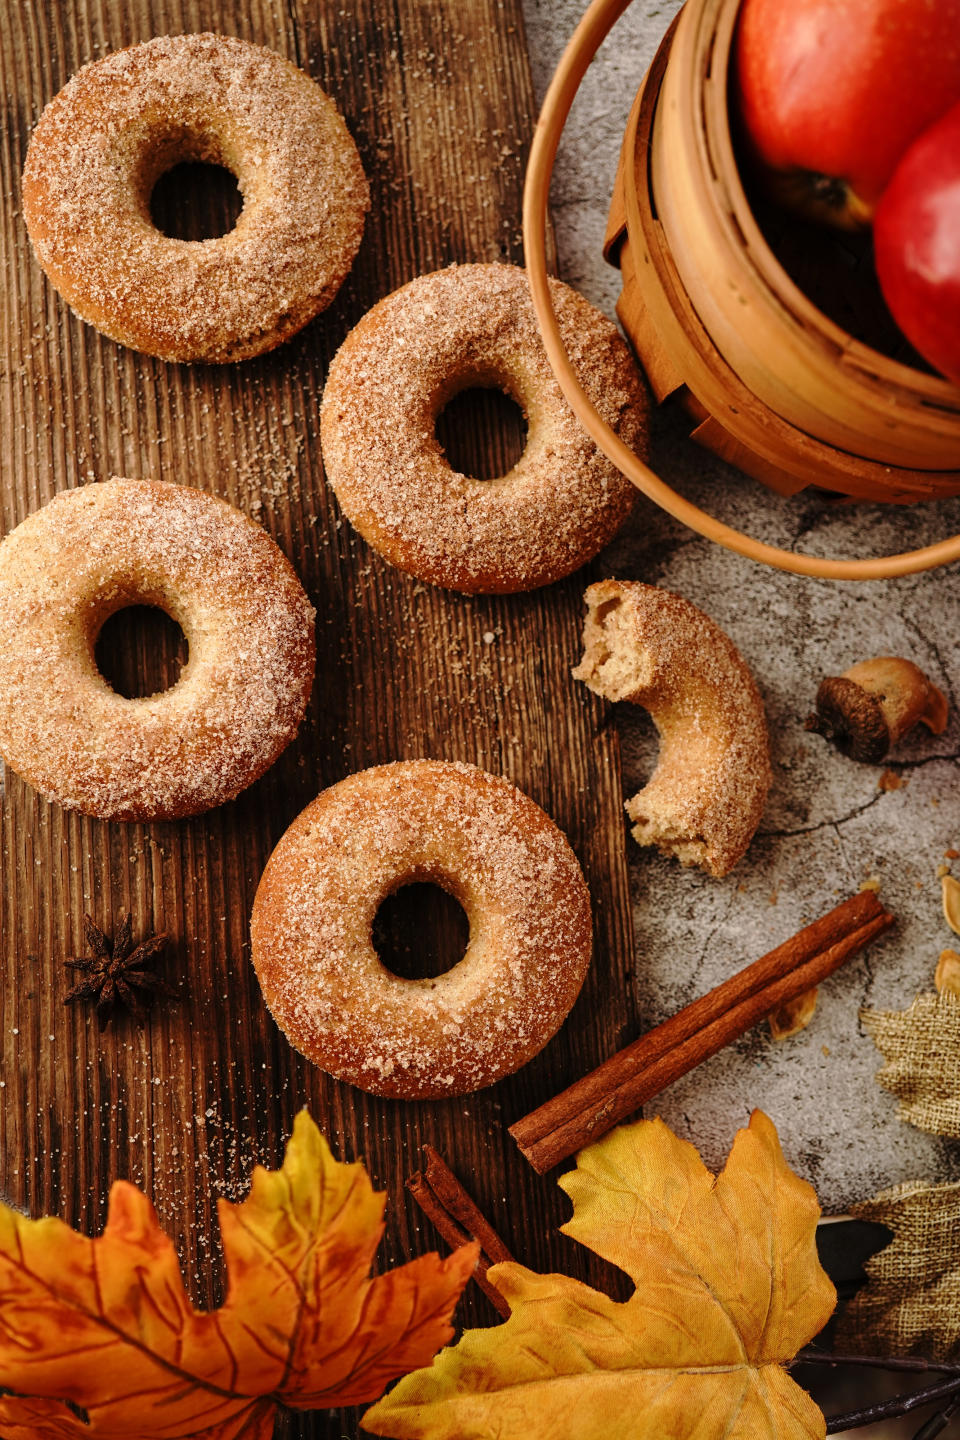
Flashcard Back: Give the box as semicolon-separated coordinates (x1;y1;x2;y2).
573;580;772;877
22;33;369;362
319;263;648;593
0;479;316;820
250;760;593;1099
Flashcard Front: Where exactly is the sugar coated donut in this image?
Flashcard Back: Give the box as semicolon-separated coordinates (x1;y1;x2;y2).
319;263;648;593
573;580;772;877
0;479;316;820
22;33;369;363
250;760;593;1098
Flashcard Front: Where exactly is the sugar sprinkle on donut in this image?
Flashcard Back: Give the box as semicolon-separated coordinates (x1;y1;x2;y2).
0;479;316;820
22;33;369;362
320;263;648;593
250;759;593;1098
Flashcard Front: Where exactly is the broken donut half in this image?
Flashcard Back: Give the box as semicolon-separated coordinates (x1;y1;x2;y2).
573;580;772;878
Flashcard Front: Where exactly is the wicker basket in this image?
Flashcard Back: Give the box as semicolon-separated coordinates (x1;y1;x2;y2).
606;0;960;502
523;0;960;578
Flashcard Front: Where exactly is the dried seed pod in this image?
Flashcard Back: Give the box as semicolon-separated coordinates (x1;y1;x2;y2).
768;985;819;1040
943;874;960;936
935;948;960;997
805;657;948;763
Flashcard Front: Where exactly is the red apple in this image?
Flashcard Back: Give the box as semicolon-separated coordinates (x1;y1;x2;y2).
733;0;960;228
874;100;960;385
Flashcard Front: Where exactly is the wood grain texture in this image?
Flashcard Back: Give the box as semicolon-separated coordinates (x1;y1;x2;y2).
0;1;638;1429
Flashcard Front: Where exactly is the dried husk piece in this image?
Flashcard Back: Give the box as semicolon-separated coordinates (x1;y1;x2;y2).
769;986;819;1040
935;949;960;996
806;657;948;763
942;874;960;936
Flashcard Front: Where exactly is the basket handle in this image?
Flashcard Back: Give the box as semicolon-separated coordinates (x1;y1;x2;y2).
522;0;960;580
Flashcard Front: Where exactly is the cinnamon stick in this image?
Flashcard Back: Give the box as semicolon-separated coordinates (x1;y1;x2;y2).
407;1145;514;1318
510;891;894;1174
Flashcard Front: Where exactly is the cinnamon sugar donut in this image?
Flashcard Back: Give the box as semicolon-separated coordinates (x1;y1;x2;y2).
0;480;315;820
22;33;369;363
319;263;648;593
573;581;772;877
250;760;593;1098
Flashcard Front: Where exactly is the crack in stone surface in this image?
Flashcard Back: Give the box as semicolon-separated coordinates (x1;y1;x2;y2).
903;612;958;714
890;751;960;773
760;790;887;840
687;890;740;994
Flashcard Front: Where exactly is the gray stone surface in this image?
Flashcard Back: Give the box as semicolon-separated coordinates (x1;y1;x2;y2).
521;0;960;1212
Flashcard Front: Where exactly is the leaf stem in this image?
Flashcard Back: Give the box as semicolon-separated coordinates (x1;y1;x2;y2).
796;1349;960;1377
824;1373;960;1433
911;1392;960;1440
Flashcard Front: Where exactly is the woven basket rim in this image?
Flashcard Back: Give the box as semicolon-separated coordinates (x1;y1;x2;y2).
521;0;960;579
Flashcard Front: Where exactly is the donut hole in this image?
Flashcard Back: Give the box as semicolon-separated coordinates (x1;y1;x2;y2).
617;703;660;800
372;882;469;981
150;161;243;241
435;386;528;481
95;605;189;699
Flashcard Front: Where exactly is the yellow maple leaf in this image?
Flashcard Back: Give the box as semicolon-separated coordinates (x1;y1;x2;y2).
363;1111;835;1440
0;1111;476;1439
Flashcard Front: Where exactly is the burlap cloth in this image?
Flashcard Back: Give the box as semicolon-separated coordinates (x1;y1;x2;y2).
862;991;960;1138
835;991;960;1355
835;1180;960;1359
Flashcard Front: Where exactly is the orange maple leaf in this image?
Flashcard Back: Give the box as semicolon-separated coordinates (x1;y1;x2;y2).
0;1111;476;1439
364;1111;836;1440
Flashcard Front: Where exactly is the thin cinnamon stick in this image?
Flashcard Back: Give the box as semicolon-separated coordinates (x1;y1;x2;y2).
407;1145;514;1318
510;891;894;1174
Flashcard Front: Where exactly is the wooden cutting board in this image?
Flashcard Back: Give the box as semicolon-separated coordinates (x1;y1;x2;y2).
0;1;637;1428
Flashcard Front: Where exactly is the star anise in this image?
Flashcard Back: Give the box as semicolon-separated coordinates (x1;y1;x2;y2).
63;913;177;1028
